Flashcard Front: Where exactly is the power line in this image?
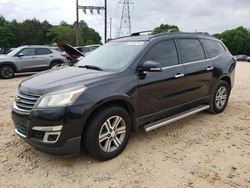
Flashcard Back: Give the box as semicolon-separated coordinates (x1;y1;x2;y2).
76;0;108;43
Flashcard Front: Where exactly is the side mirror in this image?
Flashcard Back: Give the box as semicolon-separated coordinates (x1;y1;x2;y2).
17;53;24;57
140;60;162;72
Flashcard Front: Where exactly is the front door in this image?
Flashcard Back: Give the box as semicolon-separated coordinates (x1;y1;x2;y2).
138;40;189;123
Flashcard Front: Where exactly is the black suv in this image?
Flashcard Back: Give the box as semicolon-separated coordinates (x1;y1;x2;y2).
12;32;236;160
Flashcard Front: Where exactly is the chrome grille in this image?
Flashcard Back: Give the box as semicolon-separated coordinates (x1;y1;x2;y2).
15;91;40;113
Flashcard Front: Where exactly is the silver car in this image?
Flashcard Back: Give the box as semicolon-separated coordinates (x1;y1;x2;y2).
0;46;67;79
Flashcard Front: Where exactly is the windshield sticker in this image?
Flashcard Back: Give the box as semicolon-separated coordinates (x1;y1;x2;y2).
127;42;144;46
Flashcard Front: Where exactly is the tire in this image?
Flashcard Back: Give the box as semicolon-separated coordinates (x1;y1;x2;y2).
209;80;230;114
83;106;131;161
0;65;15;79
50;62;62;69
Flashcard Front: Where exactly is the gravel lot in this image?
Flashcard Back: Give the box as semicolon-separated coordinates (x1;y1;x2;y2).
0;62;249;188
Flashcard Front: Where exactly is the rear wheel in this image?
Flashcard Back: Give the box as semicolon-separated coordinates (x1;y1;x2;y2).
83;106;131;161
0;65;15;79
50;62;62;69
209;80;230;114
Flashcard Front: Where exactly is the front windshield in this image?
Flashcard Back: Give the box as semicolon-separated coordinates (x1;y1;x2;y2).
7;47;23;56
76;41;148;71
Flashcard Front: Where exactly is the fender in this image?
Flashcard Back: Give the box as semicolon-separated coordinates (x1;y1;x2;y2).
0;61;18;72
82;94;139;133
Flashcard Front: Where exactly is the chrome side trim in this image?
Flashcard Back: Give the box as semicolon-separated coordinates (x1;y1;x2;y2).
15;128;27;138
144;105;209;132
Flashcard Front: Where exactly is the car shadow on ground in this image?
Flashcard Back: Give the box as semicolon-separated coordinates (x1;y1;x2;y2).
27;111;210;166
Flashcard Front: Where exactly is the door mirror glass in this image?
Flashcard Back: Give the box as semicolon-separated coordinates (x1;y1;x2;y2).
17;53;24;57
141;61;162;72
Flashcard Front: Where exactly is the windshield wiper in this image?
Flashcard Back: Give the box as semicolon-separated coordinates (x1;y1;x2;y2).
77;65;103;71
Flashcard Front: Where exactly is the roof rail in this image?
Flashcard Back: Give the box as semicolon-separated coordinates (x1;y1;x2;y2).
131;29;179;36
131;30;154;36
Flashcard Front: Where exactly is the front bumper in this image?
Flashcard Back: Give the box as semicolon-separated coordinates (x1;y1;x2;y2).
12;103;93;155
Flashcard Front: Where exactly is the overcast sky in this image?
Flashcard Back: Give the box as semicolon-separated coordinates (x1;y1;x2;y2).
0;0;249;41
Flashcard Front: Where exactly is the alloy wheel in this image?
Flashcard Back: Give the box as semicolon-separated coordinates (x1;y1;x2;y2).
1;66;14;79
215;86;228;109
98;116;126;153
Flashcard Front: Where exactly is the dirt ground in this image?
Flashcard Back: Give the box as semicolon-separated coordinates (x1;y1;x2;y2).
0;62;249;188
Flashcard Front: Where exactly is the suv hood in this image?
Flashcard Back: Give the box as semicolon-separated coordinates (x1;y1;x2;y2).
19;66;115;95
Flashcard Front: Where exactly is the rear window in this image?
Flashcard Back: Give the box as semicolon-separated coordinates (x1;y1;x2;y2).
201;39;225;58
36;48;52;55
178;39;205;63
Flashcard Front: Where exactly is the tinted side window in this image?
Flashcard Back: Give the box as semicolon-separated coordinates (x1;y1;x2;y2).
36;48;52;55
202;39;225;58
20;48;35;56
178;39;205;63
144;40;179;67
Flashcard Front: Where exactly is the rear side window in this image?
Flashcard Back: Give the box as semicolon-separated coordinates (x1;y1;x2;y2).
201;39;225;58
178;39;205;63
143;40;179;67
36;48;52;55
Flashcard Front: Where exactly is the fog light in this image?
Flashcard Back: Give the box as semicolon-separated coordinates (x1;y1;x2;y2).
32;126;62;144
43;131;61;143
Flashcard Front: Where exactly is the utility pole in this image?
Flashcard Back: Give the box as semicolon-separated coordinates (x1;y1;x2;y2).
77;1;107;43
104;0;107;42
118;0;133;37
76;0;80;46
110;17;112;39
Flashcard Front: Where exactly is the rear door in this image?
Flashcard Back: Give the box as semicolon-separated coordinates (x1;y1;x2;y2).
34;48;53;68
177;38;214;102
138;40;190;122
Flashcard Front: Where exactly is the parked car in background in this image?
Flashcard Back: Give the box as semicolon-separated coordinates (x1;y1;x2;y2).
0;45;67;79
234;55;248;61
246;56;250;62
12;32;236;160
58;43;85;65
76;44;101;55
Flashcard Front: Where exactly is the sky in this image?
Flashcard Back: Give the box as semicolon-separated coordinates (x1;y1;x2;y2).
0;0;250;41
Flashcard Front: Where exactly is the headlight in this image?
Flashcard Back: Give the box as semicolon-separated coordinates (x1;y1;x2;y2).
34;87;86;108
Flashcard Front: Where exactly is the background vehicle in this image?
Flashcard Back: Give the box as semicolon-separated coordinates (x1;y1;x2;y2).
58;43;85;65
234;55;248;61
0;45;67;79
12;32;236;160
246;56;250;62
76;44;101;55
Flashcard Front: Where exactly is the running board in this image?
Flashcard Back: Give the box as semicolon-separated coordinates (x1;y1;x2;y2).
144;105;209;132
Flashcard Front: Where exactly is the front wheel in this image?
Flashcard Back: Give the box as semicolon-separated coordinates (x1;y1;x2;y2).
209;80;230;114
0;65;15;79
83;106;131;161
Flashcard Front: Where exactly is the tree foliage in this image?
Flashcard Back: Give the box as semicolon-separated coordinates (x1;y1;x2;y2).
0;15;101;49
152;24;180;34
213;27;250;55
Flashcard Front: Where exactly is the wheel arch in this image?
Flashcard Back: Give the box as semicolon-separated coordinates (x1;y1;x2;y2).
81;96;138;144
219;75;232;90
49;59;64;67
0;62;17;72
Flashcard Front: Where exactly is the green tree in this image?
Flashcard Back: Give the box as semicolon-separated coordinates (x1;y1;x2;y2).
0;21;16;48
48;21;76;45
214;26;250;55
152;24;180;34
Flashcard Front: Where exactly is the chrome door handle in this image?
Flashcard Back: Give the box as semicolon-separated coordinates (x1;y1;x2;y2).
175;73;185;78
206;67;214;71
